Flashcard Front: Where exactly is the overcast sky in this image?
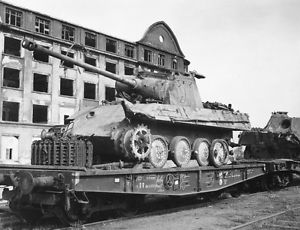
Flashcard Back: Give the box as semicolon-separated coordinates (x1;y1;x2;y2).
5;0;300;127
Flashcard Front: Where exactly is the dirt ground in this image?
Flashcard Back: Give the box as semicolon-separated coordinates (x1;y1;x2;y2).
100;185;300;230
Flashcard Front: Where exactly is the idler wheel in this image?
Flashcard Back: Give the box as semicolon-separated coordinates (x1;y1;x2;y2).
170;136;191;167
192;138;210;166
209;139;229;167
148;135;168;168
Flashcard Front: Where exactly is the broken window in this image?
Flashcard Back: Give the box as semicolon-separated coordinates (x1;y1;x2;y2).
5;8;22;27
35;17;50;35
85;32;96;48
84;55;96;72
33;47;49;63
144;49;152;62
60;78;74;96
4;37;21;57
172;59;178;70
158;54;165;66
3;68;20;88
2;101;19;122
105;87;115;102
60;51;74;68
84;82;96;100
62;25;75;42
33;73;48;93
125;45;134;58
32;104;48;123
106;62;116;74
106;38;117;53
125;66;134;75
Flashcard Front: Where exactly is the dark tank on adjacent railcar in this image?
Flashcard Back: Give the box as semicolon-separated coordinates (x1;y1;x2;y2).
23;39;250;169
239;112;300;160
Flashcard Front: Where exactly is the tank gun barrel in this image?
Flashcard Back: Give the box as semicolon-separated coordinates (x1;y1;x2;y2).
22;39;137;88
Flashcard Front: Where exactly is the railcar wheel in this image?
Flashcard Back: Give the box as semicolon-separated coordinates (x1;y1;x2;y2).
170;136;191;167
209;139;228;167
192;138;210;166
148;135;169;168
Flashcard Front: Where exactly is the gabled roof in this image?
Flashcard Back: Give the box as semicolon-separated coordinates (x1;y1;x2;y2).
138;21;185;57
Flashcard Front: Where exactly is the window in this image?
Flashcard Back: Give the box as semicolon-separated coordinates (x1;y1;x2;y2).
5;8;22;27
33;73;48;93
2;101;19;122
1;136;19;161
85;32;96;48
106;62;116;74
84;82;96;100
62;25;75;42
144;49;152;62
3;68;20;88
172;59;178;70
105;87;115;102
60;78;73;96
59;107;75;125
125;66;134;75
33;47;49;63
84;55;96;72
4;37;21;57
184;64;188;73
125;45;134;58
35;17;50;35
158;54;165;66
32;104;48;123
61;51;74;68
106;38;117;53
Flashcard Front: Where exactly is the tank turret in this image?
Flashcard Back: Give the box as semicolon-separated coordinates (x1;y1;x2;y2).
23;39;251;169
22;39;203;109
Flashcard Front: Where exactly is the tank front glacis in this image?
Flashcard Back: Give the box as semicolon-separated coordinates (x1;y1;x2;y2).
23;39;251;169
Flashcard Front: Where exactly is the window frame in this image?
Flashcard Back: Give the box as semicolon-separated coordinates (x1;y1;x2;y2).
35;16;50;35
32;104;48;124
85;32;97;48
2;67;20;89
158;54;165;66
125;44;134;58
60;77;74;97
83;82;97;100
144;49;152;63
106;38;117;53
2;101;19;122
62;24;75;42
33;73;49;93
5;7;22;27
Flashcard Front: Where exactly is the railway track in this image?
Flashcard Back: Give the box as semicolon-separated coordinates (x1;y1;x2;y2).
231;207;300;230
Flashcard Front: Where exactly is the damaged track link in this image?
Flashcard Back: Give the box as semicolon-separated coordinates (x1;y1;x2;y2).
231;206;300;230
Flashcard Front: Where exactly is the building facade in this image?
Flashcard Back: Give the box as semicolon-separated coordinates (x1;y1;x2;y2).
0;1;190;164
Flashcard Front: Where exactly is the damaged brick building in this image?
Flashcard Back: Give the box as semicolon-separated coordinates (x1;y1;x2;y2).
0;1;190;164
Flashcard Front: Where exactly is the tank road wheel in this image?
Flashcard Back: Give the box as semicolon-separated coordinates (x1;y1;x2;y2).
170;136;191;167
209;139;229;167
148;135;169;168
192;138;210;166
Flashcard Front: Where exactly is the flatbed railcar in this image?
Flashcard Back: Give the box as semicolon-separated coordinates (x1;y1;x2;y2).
0;159;299;225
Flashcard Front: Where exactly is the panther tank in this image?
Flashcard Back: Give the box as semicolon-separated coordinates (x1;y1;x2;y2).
23;39;250;169
239;112;300;160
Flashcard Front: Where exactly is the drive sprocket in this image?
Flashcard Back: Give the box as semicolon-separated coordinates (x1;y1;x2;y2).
128;124;152;160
